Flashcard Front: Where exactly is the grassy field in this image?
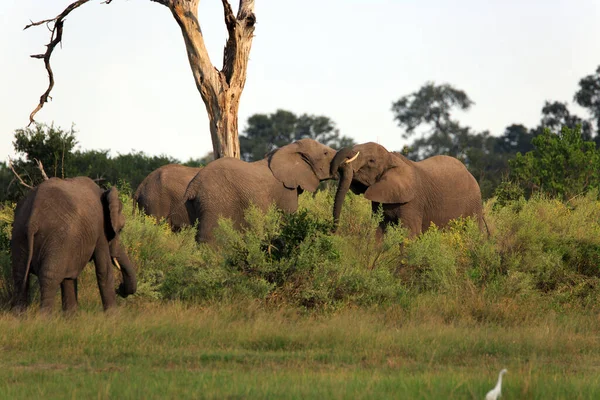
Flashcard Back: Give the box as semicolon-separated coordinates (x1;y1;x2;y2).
1;297;599;399
2;190;600;398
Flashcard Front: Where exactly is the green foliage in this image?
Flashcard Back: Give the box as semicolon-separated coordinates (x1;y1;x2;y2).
574;65;600;136
508;125;600;199
0;203;14;308
535;101;593;139
240;109;355;161
12;122;78;180
394;68;600;199
3;181;600;316
74;186;595;316
493;180;525;209
4;124;179;202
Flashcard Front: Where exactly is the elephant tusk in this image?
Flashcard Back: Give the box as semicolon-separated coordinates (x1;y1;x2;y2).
112;257;121;271
343;151;360;164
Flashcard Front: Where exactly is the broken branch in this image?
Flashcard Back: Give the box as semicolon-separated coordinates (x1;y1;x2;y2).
24;0;95;125
8;158;34;189
34;159;49;181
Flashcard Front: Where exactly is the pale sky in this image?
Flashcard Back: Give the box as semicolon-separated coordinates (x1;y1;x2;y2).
1;0;599;162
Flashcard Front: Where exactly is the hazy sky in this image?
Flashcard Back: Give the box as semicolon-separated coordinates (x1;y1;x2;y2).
1;0;599;162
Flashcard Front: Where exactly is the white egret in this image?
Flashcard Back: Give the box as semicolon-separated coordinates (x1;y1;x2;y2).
485;368;507;400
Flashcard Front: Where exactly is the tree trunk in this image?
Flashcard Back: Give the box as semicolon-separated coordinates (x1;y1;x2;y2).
169;0;255;159
26;0;256;160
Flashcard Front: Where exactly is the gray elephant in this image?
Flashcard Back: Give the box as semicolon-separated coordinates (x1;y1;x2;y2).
11;177;137;313
185;139;336;243
133;164;202;231
331;142;485;238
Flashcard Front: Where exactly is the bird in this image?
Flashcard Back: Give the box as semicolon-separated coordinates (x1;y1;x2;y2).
485;368;507;400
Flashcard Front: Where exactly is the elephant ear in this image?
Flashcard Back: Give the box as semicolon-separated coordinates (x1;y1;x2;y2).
268;142;319;192
364;155;416;204
103;186;125;237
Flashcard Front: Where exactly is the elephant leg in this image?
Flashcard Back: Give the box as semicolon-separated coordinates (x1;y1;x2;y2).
196;215;219;244
93;242;117;311
39;275;61;315
396;204;422;239
11;274;30;313
60;278;78;314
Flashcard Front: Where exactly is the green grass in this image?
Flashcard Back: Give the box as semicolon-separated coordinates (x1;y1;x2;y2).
3;189;600;398
1;303;599;399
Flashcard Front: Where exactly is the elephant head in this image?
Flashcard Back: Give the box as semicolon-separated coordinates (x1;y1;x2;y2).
268;138;336;192
102;187;137;297
330;142;416;230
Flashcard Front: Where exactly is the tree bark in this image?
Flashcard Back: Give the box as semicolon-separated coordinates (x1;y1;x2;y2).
26;0;256;159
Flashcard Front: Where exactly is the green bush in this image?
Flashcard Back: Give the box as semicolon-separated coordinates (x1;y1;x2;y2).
2;184;600;318
0;203;14;308
506;125;600;200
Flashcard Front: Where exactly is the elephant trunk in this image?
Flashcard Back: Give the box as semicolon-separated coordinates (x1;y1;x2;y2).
330;147;358;177
112;243;137;298
331;147;360;232
333;163;354;232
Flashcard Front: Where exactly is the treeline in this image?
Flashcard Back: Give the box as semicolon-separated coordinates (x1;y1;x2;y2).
391;66;600;198
0;109;354;202
0;124;204;202
2;65;599;203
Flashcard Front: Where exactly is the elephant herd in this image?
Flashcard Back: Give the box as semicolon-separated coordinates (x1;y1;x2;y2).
10;139;485;314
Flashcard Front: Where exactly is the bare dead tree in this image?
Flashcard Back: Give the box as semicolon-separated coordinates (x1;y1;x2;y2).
25;0;256;159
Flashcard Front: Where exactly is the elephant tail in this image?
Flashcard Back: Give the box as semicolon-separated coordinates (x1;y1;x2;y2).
22;228;36;292
131;197;137;216
482;215;490;238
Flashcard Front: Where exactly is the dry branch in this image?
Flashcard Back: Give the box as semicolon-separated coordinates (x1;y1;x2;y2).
7;156;50;190
34;159;50;181
7;158;33;189
24;0;94;125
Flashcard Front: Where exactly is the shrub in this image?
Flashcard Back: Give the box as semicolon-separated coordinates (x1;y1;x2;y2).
507;125;600;200
2;184;600;318
0;203;14;308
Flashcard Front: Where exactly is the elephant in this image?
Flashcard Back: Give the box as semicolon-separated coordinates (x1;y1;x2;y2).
133;164;202;231
184;138;337;243
330;142;485;238
11;177;137;314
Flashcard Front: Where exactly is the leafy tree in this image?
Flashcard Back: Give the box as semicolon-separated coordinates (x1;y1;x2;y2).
110;151;177;190
574;65;600;135
508;125;600;200
3;124;179;202
391;82;474;159
67;149;113;182
183;152;214;167
12;123;77;180
0;162;18;203
240;110;355;161
533;101;593;139
494;124;534;155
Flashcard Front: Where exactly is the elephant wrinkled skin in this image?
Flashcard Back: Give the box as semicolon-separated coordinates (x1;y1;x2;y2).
133;164;202;231
331;142;485;238
185;139;336;243
11;177;137;314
